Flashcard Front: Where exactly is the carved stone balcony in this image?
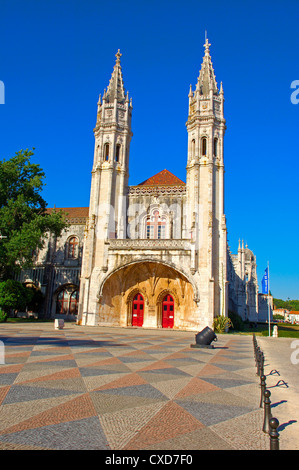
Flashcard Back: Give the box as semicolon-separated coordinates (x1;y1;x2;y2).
108;238;191;251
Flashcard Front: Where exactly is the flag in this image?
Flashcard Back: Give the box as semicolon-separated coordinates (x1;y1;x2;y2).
262;267;269;294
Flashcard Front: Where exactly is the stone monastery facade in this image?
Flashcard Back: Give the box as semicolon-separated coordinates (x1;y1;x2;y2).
20;40;270;329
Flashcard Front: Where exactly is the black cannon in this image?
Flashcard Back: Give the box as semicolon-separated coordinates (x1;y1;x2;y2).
191;326;217;349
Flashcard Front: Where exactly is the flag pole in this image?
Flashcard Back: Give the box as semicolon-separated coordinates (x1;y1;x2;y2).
268;261;271;337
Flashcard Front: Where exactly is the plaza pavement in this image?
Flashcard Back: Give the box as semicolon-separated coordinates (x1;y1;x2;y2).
0;322;297;451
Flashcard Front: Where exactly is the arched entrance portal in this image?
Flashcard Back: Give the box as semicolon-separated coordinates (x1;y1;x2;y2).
132;293;144;327
97;261;198;330
162;294;174;328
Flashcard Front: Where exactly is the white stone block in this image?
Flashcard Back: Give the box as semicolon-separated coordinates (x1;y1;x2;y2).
54;319;64;329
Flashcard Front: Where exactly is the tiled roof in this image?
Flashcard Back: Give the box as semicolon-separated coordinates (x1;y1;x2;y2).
46;207;89;222
138;169;185;186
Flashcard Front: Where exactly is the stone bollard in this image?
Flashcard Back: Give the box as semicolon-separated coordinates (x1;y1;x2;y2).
269;417;280;450
263;389;272;434
54;319;64;330
260;375;266;408
272;325;278;337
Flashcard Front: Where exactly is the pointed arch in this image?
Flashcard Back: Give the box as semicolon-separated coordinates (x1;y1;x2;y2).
104;143;110;161
213;137;218;157
156;289;179;328
125;287;148;327
97;259;199;304
115;143;121;162
201;137;207;156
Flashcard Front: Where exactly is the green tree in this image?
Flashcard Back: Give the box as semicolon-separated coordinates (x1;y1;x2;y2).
0;279;32;316
0;149;68;279
273;298;299;311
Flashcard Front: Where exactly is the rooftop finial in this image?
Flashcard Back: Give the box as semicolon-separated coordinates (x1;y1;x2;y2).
204;37;211;55
115;49;122;64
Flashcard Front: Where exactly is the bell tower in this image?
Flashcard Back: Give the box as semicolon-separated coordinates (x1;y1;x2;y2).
186;38;228;323
79;50;133;325
92;49;132;241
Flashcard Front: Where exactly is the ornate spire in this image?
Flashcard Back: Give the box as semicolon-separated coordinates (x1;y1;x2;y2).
204;37;211;55
197;38;218;96
105;49;126;103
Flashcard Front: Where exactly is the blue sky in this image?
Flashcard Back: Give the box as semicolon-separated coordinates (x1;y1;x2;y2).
0;0;298;300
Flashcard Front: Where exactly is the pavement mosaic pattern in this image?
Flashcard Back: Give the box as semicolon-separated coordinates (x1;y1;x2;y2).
0;325;269;450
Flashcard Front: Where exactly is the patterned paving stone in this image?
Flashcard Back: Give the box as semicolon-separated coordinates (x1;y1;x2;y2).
196;363;225;376
0;385;10;405
138;359;174;371
0;417;109;450
123;401;204;450
96;372;148;391
200;375;255;389
145;426;234;450
139;366;192;377
82;372;128;392
210;409;269;450
17;367;81;384
0;394;82;431
90;391;167;415
2;384;82;405
178;388;252;407
99;401;166;450
0;373;19;385
14;366;68;384
95;383;169;400
175;399;255;426
174;377;220;398
0;393;97;436
79;366;128;377
149;377;192;400
0;324;269;450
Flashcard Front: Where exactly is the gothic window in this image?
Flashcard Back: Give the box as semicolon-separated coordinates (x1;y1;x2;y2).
69;290;79;315
115;144;121;162
214;138;218;157
146;224;154;239
104;143;109;161
201;137;207;156
56;288;79;315
56;290;69;314
191;139;195;158
67;236;79;259
146;210;166;239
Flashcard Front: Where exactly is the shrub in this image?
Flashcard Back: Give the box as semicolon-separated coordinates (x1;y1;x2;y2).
213;315;233;333
25;286;44;313
228;311;245;331
0;309;8;323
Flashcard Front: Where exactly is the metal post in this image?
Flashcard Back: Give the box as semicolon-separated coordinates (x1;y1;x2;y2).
260;375;266;408
269;417;280;450
260;351;264;377
256;347;261;375
263;389;272;433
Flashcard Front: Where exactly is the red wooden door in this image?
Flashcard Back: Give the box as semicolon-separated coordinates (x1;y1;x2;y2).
132;293;144;327
162;294;174;328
